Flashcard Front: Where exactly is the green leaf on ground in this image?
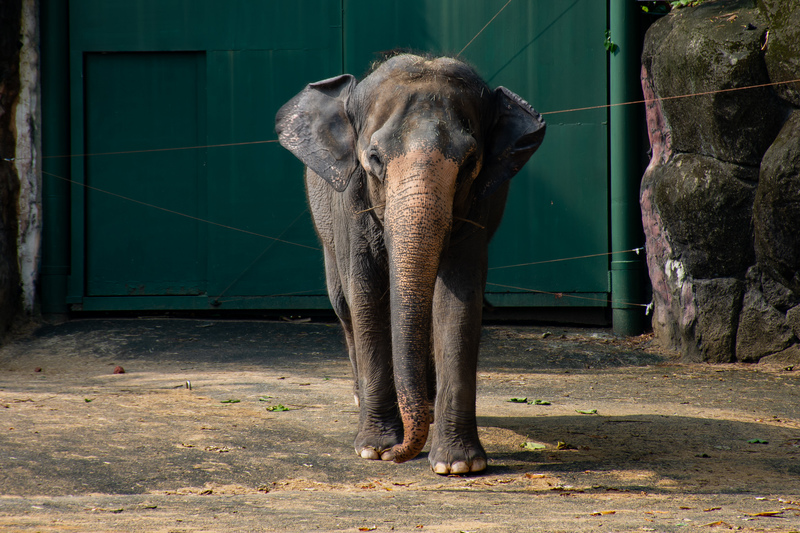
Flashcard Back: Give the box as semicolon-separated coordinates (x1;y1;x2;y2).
220;399;241;404
576;409;597;415
266;404;290;412
532;399;551;405
509;398;528;403
746;439;768;444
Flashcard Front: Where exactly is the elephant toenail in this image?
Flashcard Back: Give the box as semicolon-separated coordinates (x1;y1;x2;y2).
449;461;470;474
380;449;396;462
470;457;487;472
360;447;380;460
433;462;450;475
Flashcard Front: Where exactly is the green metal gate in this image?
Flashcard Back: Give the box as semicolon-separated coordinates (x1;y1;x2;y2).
41;0;616;314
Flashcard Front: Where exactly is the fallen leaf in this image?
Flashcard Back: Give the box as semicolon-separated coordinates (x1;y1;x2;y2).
576;409;597;415
87;507;124;514
590;511;616;516
556;441;575;450
258;396;273;401
266;404;290;412
525;473;547;479
747;439;769;444
742;511;784;517
509;398;528;403
532;399;551;405
204;446;231;453
703;521;733;528
703;507;722;512
358;527;377;532
220;399;240;404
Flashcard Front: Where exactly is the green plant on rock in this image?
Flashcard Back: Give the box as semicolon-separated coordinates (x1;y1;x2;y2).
670;0;706;8
639;1;671;14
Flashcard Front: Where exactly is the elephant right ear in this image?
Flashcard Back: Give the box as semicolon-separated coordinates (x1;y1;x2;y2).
275;74;358;192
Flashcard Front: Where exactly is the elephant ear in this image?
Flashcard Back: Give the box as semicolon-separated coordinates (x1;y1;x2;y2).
475;87;546;199
275;74;358;192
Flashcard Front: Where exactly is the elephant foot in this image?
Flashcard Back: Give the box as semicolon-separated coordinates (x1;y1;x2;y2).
431;455;487;475
359;446;387;460
354;423;403;462
356;444;402;461
428;430;487;475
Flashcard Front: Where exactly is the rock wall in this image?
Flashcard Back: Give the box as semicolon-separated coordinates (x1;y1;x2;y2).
0;0;23;339
641;0;800;363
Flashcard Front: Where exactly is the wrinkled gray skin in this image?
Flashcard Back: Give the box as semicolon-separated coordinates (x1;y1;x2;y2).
276;54;545;474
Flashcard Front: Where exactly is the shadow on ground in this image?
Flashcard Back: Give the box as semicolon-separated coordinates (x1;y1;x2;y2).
0;318;798;532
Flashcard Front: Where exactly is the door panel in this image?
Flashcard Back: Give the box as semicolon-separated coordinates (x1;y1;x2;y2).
205;49;335;306
83;52;206;297
64;1;342;310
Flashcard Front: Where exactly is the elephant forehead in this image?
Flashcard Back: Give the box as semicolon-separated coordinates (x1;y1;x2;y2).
370;82;483;122
358;72;486;132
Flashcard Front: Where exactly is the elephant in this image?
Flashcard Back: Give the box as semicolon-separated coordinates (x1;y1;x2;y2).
275;53;545;474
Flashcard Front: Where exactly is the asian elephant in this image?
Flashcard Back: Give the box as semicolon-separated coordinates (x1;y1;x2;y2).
275;53;545;474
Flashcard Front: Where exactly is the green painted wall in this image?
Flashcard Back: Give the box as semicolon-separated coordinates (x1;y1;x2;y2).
41;0;613;313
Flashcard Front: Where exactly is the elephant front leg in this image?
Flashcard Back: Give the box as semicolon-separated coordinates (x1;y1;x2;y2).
429;248;488;475
349;294;404;461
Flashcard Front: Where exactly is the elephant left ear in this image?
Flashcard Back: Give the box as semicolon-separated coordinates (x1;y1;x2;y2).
275;74;358;192
475;87;546;199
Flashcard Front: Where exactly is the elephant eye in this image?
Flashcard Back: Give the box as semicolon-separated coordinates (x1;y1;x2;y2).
458;153;479;185
367;150;385;181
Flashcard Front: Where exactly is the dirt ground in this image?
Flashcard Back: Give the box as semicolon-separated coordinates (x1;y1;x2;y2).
0;317;799;532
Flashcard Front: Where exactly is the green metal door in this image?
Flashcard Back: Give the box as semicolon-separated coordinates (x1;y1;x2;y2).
344;0;610;309
42;0;611;313
83;52;207;299
53;0;342;311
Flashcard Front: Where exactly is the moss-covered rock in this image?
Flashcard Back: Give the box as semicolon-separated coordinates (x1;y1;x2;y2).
642;0;785;166
758;0;800;106
640;0;800;363
686;278;743;364
652;153;756;279
754;110;800;294
736;268;797;362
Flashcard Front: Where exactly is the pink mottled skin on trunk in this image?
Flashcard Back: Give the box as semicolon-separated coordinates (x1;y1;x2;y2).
381;147;458;463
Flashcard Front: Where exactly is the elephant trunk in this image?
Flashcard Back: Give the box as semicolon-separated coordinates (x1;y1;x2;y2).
382;150;457;463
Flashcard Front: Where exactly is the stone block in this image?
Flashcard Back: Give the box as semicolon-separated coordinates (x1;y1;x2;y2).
652;153;756;279
736;285;794;362
643;0;785;166
754;111;800;294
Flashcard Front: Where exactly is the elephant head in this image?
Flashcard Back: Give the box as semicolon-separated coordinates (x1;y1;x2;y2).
276;54;545;463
